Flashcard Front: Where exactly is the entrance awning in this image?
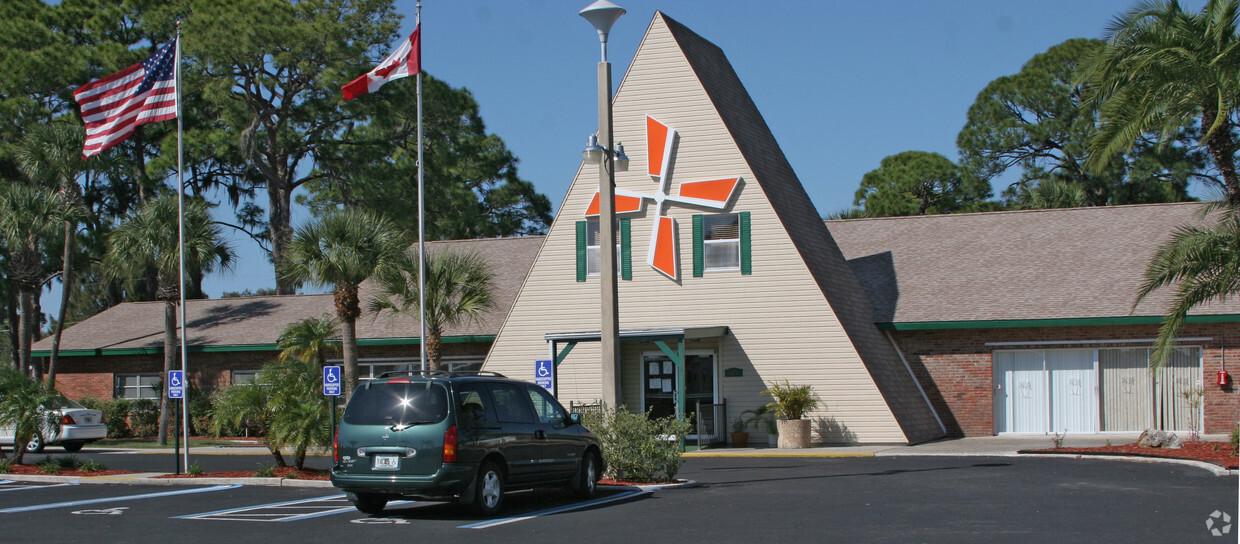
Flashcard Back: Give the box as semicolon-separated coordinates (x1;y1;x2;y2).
544;326;729;421
544;326;730;343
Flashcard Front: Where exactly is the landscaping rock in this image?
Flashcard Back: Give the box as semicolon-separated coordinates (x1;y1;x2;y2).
1162;433;1183;449
1137;429;1182;448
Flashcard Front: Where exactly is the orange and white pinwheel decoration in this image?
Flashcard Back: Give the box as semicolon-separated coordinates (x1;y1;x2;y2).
585;115;740;280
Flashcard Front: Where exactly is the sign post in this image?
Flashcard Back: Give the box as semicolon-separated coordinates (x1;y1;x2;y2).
534;359;554;395
168;370;184;474
324;366;342;457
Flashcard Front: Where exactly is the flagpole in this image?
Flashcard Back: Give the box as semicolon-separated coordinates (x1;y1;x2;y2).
174;20;190;473
416;2;427;374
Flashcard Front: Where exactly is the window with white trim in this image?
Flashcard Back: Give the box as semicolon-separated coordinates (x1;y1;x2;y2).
231;370;261;385
116;373;161;399
702;214;740;270
585;219;622;276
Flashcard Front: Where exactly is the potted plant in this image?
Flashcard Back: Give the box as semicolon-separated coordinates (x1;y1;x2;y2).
741;405;778;446
761;380;821;449
730;416;750;448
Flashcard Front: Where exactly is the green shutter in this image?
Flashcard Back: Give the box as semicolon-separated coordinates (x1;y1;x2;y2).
692;214;704;278
620;218;632;280
575;221;587;282
740;211;752;275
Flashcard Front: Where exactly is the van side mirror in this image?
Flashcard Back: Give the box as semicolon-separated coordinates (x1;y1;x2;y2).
568;413;582;425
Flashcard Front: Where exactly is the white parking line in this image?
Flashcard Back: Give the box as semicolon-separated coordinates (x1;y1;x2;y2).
457;489;650;529
0;482;79;493
174;494;413;522
0;484;242;514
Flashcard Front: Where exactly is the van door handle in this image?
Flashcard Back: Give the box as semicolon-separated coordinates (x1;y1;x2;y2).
534;430;546;440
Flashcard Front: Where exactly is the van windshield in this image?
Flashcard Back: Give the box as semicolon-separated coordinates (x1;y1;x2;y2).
344;382;448;426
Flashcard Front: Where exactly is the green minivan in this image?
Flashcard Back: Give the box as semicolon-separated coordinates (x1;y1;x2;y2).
330;371;605;516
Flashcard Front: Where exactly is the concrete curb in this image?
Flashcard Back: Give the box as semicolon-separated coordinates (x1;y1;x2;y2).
684;450;875;459
1016;452;1236;477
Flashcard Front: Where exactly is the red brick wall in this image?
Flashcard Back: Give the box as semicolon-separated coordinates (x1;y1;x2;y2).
892;323;1240;436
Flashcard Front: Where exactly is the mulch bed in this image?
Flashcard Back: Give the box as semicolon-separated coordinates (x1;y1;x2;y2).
1022;441;1238;469
158;467;329;480
0;465;134;477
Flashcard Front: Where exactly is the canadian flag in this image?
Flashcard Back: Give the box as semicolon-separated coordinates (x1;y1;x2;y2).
342;26;421;100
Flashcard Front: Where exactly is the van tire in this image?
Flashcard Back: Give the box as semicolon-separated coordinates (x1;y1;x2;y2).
472;462;505;516
351;493;388;515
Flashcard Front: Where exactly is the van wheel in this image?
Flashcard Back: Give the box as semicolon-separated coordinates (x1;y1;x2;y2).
472;462;505;516
574;452;600;499
351;493;388;515
62;442;84;453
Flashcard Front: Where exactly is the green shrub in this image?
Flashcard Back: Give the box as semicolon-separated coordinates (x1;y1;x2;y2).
255;464;276;478
189;394;213;436
129;399;159;438
38;458;60;474
582;404;693;483
187;461;204;476
79;460;107;472
0;458;10;473
55;455;81;470
1230;425;1238;456
104;399;132;438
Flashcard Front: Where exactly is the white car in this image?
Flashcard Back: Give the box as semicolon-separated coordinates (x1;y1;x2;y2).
0;397;107;453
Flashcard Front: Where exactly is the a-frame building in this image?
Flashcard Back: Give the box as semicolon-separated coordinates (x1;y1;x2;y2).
484;12;944;444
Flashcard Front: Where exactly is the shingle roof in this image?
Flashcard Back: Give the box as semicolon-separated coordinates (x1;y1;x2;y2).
33;236;544;352
826;202;1240;324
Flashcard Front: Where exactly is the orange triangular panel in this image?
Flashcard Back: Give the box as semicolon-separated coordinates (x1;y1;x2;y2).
678;178;739;205
647;116;669;179
585;192;645;217
648;216;678;279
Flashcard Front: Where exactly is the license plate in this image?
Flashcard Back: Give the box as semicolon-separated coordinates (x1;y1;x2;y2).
373;454;399;470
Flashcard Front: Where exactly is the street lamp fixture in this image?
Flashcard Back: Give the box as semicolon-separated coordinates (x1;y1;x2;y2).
580;0;624;408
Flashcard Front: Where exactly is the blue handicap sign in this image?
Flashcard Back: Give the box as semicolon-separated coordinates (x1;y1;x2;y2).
534;360;554;393
323;366;342;396
168;370;184;399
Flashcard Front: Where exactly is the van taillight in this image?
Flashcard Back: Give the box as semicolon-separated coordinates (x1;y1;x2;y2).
333;427;340;462
443;425;457;463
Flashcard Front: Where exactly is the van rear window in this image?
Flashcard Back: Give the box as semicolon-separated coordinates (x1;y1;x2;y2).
344;383;448;426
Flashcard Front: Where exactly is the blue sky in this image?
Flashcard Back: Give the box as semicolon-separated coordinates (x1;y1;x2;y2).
48;1;1205;311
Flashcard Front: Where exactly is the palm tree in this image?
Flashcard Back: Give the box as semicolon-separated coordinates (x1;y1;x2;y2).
370;249;495;372
276;315;340;366
1133;200;1240;368
262;355;330;470
1081;0;1240;205
16;123;89;388
104;196;235;445
281;210;410;389
209;377;287;467
0;366;62;465
0;183;74;379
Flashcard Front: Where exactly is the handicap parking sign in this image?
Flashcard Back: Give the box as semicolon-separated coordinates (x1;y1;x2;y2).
534;360;554;393
323;365;342;396
167;370;184;399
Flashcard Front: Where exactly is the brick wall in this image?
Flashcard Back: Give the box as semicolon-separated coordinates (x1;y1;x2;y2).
892;323;1240;436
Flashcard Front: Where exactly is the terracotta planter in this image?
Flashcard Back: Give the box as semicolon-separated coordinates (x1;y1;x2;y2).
776;419;811;448
731;432;750;448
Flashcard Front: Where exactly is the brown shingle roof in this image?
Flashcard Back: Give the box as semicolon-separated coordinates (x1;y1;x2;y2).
33;236;544;352
826;202;1240;324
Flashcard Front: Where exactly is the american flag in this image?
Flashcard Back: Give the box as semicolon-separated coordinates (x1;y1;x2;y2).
74;37;178;158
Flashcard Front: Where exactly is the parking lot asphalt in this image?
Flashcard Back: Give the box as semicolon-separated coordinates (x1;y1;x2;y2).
0;455;1233;543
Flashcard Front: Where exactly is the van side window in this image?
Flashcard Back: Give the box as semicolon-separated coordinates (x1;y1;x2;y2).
485;383;536;424
455;383;497;426
526;386;567;424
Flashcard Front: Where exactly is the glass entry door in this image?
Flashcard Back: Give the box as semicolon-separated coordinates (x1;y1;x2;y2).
643;352;715;421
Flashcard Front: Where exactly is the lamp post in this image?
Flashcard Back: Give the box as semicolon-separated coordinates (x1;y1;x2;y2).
580;0;625;407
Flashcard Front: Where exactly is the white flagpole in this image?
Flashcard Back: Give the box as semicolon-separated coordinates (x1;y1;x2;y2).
174;21;190;472
417;2;427;373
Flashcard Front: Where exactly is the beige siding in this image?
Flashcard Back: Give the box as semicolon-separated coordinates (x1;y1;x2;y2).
486;15;905;444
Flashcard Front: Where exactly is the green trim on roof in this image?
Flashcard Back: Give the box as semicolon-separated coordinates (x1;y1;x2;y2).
877;314;1240;331
31;335;496;358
